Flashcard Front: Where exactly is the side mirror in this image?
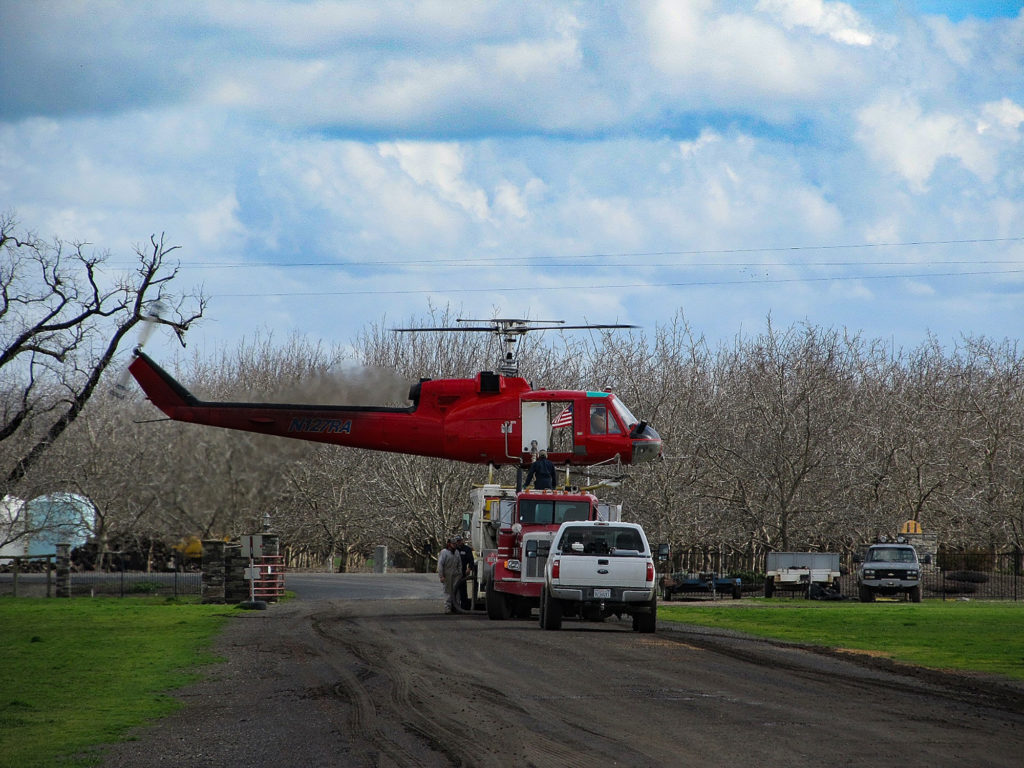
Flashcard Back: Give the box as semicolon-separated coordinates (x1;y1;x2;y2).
923;554;932;565
852;553;862;564
525;540;537;558
657;543;670;562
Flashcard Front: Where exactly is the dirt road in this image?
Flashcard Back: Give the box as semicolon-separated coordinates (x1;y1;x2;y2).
101;595;1024;768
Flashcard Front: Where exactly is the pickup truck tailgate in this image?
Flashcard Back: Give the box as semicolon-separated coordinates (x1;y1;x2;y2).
556;556;649;587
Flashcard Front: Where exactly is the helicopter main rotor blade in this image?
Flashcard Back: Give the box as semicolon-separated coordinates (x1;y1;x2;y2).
392;322;638;333
456;317;564;325
524;324;639;331
390;326;504;333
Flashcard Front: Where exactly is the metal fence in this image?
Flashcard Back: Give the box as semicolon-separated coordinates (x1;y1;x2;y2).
0;569;201;598
67;570;201;598
0;555;57;597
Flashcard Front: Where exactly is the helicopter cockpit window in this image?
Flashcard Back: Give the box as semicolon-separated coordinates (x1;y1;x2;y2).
610;397;638;432
589;404;622;435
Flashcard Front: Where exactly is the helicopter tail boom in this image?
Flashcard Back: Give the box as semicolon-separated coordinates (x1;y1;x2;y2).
128;350;200;417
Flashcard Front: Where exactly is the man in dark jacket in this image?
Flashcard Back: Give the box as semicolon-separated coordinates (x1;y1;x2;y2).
455;536;475;611
524;450;557;490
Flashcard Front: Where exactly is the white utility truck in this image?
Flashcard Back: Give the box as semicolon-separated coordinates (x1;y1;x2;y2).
539;520;657;632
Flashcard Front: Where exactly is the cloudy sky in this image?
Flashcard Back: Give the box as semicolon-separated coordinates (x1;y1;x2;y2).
2;1;1022;363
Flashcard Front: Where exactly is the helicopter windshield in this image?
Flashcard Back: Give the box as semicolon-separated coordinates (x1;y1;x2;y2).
610;396;639;430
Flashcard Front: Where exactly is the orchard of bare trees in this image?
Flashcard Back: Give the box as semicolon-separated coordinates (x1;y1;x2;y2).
3;220;1023;572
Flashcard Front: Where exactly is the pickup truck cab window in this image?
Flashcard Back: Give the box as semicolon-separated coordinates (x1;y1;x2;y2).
556;525;645;555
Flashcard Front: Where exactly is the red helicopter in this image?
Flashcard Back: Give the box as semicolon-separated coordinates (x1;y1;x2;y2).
126;318;662;468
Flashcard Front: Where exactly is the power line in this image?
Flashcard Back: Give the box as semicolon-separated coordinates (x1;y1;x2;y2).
118;235;1024;270
183;258;1024;270
217;268;1024;298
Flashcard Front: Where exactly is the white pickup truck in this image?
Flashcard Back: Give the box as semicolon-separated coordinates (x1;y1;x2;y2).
540;520;658;632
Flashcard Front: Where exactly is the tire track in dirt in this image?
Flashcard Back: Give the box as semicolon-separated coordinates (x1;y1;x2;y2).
658;624;1024;716
284;615;435;767
311;609;604;768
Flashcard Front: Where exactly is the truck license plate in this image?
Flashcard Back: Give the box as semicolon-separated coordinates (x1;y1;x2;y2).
594;588;612;599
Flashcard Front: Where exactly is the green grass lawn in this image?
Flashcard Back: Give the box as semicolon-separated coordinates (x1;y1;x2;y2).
0;597;232;768
659;599;1024;680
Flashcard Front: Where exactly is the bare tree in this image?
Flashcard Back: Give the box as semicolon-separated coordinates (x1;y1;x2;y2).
0;213;204;497
696;321;860;551
274;447;377;571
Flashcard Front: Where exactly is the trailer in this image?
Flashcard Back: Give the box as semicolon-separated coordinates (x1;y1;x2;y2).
764;552;841;598
661;571;742;600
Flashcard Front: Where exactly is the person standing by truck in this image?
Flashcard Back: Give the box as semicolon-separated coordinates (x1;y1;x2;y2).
455;535;475;611
437;537;463;614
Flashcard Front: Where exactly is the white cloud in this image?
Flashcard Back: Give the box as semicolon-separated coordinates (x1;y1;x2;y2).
905;280;936;297
378;142;490;221
978;98;1024;139
756;0;874;46
492;181;530;221
641;0;873;119
670;130;842;242
856;93;1021;190
187;193;245;250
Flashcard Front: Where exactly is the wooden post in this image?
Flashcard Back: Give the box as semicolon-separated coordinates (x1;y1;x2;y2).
55;543;71;598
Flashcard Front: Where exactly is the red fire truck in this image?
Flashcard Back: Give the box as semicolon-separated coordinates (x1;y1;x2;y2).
464;484;621;619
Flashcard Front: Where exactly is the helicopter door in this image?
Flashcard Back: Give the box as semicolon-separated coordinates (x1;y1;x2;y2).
521;401;550;454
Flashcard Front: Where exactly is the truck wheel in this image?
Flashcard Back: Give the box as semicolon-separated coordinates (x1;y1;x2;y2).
633;597;657;633
909;585;922;603
764;577;775;598
486;580;511;620
540;587;562;630
858;585;875;603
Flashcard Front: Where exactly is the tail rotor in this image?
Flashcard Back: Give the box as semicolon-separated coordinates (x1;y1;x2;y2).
112;300;166;399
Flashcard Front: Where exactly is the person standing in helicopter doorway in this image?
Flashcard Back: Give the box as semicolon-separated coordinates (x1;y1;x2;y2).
437;537;463;614
525;450;557;490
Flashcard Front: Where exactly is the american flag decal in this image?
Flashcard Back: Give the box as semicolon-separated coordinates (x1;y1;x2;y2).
551;404;573;428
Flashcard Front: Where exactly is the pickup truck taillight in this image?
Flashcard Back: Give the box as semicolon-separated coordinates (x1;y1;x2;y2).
551;558;560;579
646;562;654;582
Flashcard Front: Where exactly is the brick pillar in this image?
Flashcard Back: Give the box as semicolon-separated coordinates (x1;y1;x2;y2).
201;540;226;604
55;543;71;598
225;549;250;603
